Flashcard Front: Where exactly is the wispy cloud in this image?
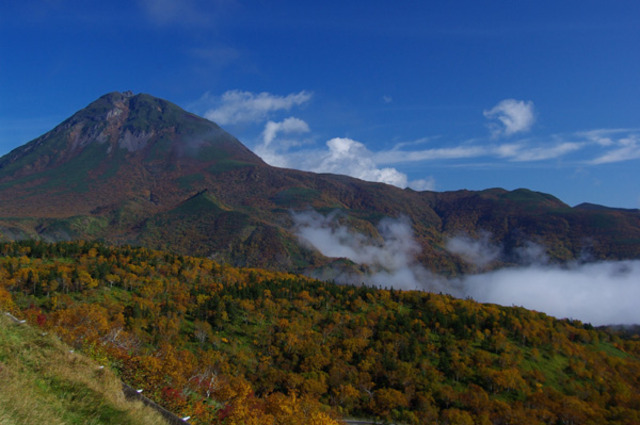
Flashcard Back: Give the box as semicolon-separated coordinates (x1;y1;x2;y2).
409;177;436;191
199;89;438;190
445;232;501;268
484;99;536;137
254;117;311;167
375;145;487;164
262;117;310;146
194;89;640;191
374;128;640;166
203;90;312;125
292;211;439;291
249;109;634;191
590;133;640;164
255;119;638;188
295;212;640;325
574;128;640;164
496;141;583;162
375;140;583;164
138;0;236;26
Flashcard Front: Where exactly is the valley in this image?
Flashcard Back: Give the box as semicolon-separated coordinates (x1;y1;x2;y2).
0;92;639;424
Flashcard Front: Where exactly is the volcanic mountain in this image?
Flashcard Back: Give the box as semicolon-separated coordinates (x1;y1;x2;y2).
1;92;639;273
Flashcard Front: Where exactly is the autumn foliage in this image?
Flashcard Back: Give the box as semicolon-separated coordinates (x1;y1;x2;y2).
2;240;640;424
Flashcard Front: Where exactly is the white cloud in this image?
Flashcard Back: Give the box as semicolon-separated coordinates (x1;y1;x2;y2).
484;99;535;137
204;90;312;125
295;212;640;325
254;117;311;167
253;120;639;189
446;232;550;268
462;261;640;325
375;145;487;164
408;177;436;191
578;129;618;146
292;211;435;291
445;233;501;268
577;129;640;164
262;117;310;146
199;89;433;190
313;137;409;187
194;90;639;192
256;131;434;190
497;141;583;162
375;140;582;164
590;134;640;164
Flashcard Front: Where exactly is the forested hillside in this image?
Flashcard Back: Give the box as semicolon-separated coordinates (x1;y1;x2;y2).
2;240;640;424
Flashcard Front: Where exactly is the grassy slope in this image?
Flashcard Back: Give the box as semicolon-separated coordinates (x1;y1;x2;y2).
0;313;167;425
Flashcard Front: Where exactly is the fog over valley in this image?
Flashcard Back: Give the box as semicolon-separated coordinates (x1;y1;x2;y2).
293;211;640;326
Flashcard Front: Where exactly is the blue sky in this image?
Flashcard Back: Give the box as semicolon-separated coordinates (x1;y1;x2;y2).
1;0;639;208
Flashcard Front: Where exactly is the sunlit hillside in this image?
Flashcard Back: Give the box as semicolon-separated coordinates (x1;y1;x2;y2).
2;240;639;424
0;312;168;425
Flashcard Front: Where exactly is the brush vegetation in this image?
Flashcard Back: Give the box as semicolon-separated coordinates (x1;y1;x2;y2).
0;312;167;425
1;240;640;424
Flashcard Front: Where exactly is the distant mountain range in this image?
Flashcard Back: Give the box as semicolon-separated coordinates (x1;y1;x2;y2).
1;92;639;275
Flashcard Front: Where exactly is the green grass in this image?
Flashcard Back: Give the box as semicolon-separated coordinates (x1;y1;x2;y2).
594;341;631;359
0;314;167;425
520;348;569;391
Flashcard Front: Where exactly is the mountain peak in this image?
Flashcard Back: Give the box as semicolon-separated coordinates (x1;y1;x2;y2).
0;92;264;217
1;91;263;169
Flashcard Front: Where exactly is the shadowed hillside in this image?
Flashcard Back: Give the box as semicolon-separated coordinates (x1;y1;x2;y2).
0;92;639;277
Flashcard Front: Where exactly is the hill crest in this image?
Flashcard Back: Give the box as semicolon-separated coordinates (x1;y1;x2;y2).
0;92;639;274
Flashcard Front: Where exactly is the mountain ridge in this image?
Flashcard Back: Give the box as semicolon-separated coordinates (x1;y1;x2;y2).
1;92;639;275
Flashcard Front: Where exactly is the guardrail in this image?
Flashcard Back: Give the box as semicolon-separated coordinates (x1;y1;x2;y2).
3;310;191;425
4;311;26;324
122;384;191;425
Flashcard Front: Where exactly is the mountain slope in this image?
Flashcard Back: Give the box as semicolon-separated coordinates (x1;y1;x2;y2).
0;92;639;274
0;91;263;218
0;313;168;425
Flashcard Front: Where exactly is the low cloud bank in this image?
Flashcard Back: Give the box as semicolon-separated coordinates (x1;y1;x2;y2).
293;211;442;291
293;211;640;326
445;234;550;268
461;262;640;326
445;233;501;268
